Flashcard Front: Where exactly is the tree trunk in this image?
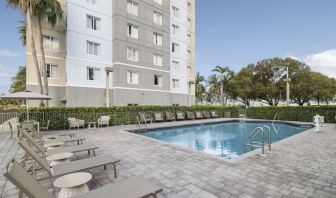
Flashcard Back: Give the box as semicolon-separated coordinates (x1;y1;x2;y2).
27;8;44;105
220;82;224;105
38;18;49;106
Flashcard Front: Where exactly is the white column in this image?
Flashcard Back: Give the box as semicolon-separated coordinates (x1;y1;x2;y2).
106;71;110;107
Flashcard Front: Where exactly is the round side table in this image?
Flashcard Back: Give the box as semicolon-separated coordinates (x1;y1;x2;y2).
44;141;65;150
46;152;74;166
54;172;92;198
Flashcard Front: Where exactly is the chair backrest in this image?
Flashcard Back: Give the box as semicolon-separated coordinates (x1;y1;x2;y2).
18;140;52;175
100;116;110;122
176;112;185;119
21;130;46;155
4;160;54;198
154;113;163;120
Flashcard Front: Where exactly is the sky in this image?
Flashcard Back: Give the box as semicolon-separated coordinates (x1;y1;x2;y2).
0;0;336;94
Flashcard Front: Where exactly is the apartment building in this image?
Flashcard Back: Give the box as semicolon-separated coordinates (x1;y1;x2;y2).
26;0;196;107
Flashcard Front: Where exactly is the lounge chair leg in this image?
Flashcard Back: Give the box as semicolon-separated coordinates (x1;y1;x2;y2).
88;150;90;155
77;140;79;145
113;164;117;178
104;165;106;170
93;149;96;157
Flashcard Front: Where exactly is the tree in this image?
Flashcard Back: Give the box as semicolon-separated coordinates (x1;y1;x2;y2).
7;0;44;101
17;20;26;46
212;65;234;105
206;74;220;105
310;72;335;105
10;66;26;93
229;64;255;106
195;72;206;104
31;0;63;104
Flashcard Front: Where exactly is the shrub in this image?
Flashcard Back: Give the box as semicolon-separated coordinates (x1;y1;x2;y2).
18;105;239;130
247;106;336;123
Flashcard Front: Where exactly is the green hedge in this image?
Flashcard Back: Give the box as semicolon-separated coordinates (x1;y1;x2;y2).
18;106;239;130
247;106;336;123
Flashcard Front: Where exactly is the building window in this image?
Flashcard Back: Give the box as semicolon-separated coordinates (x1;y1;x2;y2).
172;42;179;54
153;12;163;25
43;35;59;52
172;79;179;88
87;67;100;80
127;71;139;84
172;6;179;18
87;41;100;55
172;24;179;35
154;75;162;86
153;54;163;66
172;61;179;71
153;33;162;46
154;0;162;5
188;2;192;13
188;66;191;76
188;18;192;30
45;64;58;78
127;0;138;16
127;47;138;62
87;0;97;4
86;15;100;30
127;23;138;39
187;34;191;44
188;50;192;61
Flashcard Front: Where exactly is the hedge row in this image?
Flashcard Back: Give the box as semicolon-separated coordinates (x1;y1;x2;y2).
18;106;239;130
247;106;336;123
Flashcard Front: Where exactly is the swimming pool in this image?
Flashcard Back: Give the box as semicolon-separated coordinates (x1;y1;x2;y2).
136;121;312;159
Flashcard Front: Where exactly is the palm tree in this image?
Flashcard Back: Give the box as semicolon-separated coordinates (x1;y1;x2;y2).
31;0;63;105
17;20;26;46
195;72;205;104
207;74;220;104
212;65;234;105
7;0;44;100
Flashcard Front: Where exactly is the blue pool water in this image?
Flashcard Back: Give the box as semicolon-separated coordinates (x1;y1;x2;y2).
137;121;312;159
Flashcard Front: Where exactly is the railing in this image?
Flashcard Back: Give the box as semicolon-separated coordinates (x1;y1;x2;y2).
272;112;279;134
0;112;19;133
244;126;272;155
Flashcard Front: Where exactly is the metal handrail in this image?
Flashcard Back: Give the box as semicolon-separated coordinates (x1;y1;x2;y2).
272;112;279;134
245;126;273;155
262;126;272;152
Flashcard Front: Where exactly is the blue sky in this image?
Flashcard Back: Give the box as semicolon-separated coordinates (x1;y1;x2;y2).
0;0;336;94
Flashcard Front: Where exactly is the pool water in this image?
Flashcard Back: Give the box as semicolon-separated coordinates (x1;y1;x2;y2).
137;121;312;159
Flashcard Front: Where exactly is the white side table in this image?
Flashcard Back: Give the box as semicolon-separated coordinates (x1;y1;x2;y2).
87;122;97;129
54;172;92;198
46;152;74;166
44;141;65;150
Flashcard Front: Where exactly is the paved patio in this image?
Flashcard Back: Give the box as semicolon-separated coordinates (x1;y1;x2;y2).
1;119;336;198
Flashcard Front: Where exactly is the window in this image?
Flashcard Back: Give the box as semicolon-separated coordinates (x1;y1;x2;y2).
172;42;179;54
87;67;100;80
127;0;138;16
86;15;100;30
153;12;163;25
43;35;59;52
87;0;97;4
172;24;179;35
153;54;163;66
188;50;192;61
187;34;191;44
154;75;163;86
188;18;192;30
172;79;179;88
127;47;138;62
154;0;162;5
127;71;139;84
188;66;191;76
188;2;192;13
87;41;100;55
153;33;162;46
45;64;58;78
172;6;179;17
127;23;138;39
172;61;179;71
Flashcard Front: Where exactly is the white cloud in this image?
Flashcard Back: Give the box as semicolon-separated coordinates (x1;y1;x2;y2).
303;49;336;79
0;49;20;57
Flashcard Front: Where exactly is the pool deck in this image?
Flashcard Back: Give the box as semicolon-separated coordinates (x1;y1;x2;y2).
1;118;336;198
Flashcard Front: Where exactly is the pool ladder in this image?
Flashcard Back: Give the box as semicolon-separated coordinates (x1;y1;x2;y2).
136;115;148;131
244;126;272;155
